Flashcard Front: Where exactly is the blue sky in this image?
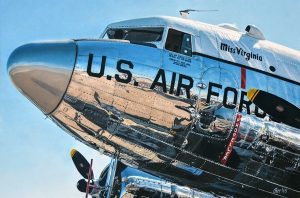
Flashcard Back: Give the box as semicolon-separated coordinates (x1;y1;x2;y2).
0;0;299;197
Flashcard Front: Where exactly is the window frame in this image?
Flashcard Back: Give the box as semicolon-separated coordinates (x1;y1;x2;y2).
103;27;164;42
164;28;193;57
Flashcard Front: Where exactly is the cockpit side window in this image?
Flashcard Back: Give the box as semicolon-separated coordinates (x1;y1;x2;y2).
165;28;192;56
105;27;164;43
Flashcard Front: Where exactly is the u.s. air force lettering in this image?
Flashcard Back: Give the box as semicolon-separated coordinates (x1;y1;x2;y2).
86;53;265;118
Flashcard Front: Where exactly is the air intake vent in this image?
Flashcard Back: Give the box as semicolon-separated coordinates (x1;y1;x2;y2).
245;25;265;40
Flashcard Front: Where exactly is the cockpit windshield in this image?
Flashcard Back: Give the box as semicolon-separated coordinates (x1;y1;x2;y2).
104;27;164;44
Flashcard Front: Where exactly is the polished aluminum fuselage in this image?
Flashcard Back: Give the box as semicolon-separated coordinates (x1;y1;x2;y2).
7;17;300;197
47;39;299;197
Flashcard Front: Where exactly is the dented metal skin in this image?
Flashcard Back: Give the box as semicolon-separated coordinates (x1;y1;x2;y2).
8;17;300;197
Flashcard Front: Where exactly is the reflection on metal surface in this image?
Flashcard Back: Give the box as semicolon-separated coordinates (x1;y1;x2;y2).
7;40;76;114
7;29;300;197
86;158;219;198
45;41;300;197
46;39;300;196
122;176;216;198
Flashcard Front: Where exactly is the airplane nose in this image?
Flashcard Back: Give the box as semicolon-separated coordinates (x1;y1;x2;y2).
7;40;77;114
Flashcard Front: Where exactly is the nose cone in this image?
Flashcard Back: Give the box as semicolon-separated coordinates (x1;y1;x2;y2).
7;40;77;114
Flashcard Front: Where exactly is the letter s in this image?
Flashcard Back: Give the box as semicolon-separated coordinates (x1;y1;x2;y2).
115;60;134;84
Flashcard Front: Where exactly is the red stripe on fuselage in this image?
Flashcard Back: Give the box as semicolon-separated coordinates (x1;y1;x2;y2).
241;67;246;89
220;114;242;165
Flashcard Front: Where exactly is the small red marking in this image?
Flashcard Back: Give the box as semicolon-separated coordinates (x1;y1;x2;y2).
220;114;242;165
86;159;93;198
241;67;246;89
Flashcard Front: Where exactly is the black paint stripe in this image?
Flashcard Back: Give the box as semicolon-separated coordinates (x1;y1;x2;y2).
192;52;300;86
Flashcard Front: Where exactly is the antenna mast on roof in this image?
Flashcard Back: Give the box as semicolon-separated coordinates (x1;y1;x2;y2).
179;9;219;19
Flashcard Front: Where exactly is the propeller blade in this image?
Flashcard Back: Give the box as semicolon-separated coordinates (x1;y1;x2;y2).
247;88;300;129
70;149;94;179
77;179;94;193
